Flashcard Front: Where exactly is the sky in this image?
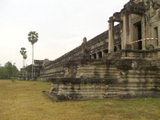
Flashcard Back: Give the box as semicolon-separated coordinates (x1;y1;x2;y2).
0;0;129;70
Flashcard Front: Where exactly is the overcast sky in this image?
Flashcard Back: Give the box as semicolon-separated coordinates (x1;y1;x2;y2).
0;0;129;69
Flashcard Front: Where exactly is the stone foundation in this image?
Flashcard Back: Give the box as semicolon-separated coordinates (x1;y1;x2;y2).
44;67;160;102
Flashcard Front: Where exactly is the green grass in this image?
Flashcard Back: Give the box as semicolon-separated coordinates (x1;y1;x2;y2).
0;80;160;120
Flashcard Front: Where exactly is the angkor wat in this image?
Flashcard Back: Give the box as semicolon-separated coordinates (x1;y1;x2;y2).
20;0;160;101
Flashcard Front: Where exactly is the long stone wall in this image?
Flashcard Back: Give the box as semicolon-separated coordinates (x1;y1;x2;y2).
39;0;160;101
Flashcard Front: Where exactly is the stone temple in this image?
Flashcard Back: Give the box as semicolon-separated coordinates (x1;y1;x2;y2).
20;0;160;101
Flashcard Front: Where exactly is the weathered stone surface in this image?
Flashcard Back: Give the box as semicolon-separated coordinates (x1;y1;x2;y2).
20;0;160;101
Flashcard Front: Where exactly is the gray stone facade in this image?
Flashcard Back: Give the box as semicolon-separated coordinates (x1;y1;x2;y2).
26;0;160;101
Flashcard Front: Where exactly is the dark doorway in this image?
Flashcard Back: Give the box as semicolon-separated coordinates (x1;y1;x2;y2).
98;52;102;59
137;23;142;49
135;22;142;49
114;46;117;52
154;27;158;45
103;49;108;53
119;45;121;50
93;53;96;59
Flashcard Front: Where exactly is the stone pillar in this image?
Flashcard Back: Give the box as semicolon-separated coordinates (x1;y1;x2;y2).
143;14;151;49
96;52;99;59
158;26;160;46
122;12;131;49
101;51;104;58
142;17;146;50
91;54;94;59
108;17;114;53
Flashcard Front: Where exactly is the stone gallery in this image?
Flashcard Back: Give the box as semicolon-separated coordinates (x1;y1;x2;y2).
21;0;160;101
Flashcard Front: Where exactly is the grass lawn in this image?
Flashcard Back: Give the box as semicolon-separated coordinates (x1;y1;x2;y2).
0;80;160;120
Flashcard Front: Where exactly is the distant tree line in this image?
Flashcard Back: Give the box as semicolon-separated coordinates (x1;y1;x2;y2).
0;61;19;79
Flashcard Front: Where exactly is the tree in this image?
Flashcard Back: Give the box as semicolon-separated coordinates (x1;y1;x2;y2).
1;62;19;79
20;47;27;67
0;66;6;79
28;31;39;80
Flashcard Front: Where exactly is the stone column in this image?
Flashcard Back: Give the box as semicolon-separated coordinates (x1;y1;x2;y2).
122;11;131;49
158;26;160;46
91;54;94;59
101;50;104;58
108;17;114;53
143;14;151;49
142;17;146;50
96;52;99;59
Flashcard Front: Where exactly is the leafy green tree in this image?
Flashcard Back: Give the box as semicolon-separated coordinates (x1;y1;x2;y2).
28;31;39;80
12;64;19;78
0;66;7;79
3;62;19;79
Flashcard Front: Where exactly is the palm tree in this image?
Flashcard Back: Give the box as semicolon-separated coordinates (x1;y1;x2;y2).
28;31;38;80
20;47;27;67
